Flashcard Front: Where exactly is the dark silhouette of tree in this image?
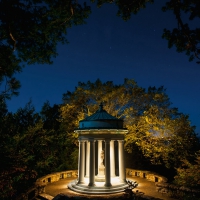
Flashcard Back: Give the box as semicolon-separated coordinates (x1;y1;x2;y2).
0;0;91;101
0;1;199;104
0;100;79;199
92;0;200;64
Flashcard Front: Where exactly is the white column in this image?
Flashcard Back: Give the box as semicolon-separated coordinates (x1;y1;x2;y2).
104;139;112;187
110;140;115;177
78;139;85;184
88;139;95;186
98;140;102;175
85;141;90;177
118;140;126;183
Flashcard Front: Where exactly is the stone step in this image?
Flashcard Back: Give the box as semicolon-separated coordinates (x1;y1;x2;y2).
38;193;54;200
68;180;128;194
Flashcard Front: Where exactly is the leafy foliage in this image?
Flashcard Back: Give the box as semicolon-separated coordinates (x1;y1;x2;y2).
0;98;83;199
174;150;200;189
91;0;154;20
92;0;200;63
0;44;21;102
125;106;198;168
0;0;91;103
162;0;200;63
61;79;200;170
0;103;40;199
0;0;91;65
1;79;199;199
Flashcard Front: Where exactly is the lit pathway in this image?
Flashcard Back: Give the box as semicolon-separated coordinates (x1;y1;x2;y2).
43;176;175;200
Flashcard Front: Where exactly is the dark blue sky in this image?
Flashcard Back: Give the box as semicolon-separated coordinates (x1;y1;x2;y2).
7;1;200;134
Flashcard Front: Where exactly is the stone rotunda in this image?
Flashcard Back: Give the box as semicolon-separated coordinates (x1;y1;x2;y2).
68;103;129;194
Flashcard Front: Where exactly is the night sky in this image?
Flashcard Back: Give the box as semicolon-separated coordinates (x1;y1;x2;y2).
7;1;200;134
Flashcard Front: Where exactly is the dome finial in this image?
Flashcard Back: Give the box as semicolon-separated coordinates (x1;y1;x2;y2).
99;102;104;111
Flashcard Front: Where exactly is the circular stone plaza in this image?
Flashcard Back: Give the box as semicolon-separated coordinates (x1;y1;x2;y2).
35;104;175;200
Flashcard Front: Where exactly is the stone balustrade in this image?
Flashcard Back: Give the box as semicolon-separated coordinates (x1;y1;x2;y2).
17;168;200;199
126;168;168;183
18;168;168;200
17;170;78;200
35;170;78;186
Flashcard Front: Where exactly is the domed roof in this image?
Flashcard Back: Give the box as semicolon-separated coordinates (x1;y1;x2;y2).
81;103;118;121
79;103;123;129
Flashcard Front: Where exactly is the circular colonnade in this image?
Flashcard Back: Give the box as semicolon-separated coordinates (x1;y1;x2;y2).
68;104;129;194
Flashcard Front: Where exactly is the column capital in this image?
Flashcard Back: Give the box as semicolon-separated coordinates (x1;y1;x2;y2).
78;138;86;142
88;138;95;142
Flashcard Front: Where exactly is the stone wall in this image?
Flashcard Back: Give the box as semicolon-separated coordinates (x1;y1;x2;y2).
126;168;200;198
17;168;200;200
126;168;168;183
36;170;78;185
17;170;78;200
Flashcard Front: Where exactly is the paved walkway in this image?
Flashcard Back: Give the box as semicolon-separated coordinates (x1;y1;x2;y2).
44;176;175;200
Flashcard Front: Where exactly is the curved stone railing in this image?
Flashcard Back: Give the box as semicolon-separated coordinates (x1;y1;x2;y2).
18;168;167;200
17;168;200;199
16;170;78;200
126;168;168;183
36;170;78;185
35;170;78;194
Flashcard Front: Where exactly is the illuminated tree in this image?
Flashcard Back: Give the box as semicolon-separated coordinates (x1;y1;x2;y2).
125;105;199;168
60;79;199;169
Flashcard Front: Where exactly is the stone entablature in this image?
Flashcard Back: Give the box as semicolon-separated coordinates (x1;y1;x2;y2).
77;129;127;140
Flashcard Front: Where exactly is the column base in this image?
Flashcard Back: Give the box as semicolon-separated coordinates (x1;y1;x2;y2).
68;178;129;194
119;179;126;184
88;183;96;187
104;183;112;187
95;175;105;182
77;181;85;184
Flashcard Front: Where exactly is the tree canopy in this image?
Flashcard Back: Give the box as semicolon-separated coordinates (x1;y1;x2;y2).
93;0;200;63
61;79;199;169
0;101;77;199
1;79;200;199
0;0;90;102
0;0;199;67
0;0;199;104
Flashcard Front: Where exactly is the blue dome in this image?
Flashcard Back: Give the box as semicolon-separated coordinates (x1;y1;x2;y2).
79;103;123;129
